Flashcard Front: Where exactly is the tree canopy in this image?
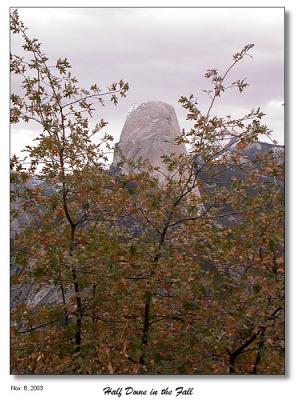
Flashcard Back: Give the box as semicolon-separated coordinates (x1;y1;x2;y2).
10;9;284;375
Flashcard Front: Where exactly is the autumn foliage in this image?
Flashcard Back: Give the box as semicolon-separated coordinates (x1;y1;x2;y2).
10;10;284;374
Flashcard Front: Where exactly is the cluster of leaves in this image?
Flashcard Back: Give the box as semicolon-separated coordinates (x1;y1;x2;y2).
10;10;284;375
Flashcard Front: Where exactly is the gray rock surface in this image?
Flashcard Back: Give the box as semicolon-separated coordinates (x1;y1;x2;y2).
112;101;187;180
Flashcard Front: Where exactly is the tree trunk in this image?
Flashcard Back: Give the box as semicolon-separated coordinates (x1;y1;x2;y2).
140;292;151;365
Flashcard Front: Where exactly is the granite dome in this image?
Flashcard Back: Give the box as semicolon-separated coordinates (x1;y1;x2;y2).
112;101;187;179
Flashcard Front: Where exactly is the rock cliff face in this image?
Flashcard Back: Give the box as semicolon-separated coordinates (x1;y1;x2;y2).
112;101;187;179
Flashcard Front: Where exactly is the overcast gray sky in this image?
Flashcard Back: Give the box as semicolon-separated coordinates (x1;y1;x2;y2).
11;7;284;160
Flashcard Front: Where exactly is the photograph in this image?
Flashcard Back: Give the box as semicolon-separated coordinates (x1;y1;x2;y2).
10;6;284;375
